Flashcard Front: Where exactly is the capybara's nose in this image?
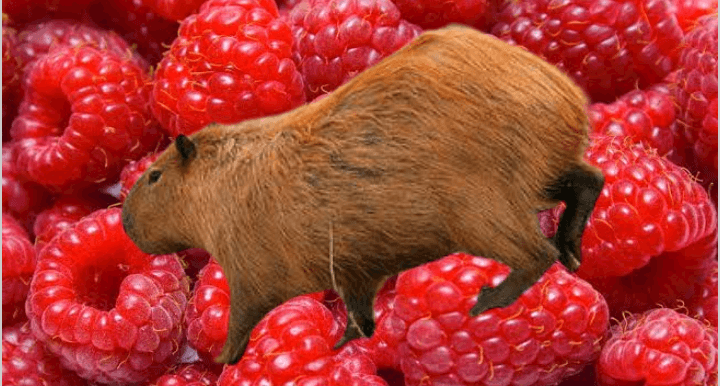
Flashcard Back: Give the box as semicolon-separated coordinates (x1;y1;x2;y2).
121;208;134;236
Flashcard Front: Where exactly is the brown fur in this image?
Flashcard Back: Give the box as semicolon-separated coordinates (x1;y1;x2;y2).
121;25;604;365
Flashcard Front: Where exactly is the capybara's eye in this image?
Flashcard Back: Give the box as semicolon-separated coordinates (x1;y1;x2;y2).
148;170;162;184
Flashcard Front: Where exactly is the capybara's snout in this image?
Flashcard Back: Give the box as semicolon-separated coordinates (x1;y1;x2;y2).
121;206;135;241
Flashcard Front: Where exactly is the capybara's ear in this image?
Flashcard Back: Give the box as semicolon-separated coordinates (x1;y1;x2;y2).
175;135;197;162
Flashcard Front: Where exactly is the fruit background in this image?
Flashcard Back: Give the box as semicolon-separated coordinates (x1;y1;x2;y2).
1;0;718;385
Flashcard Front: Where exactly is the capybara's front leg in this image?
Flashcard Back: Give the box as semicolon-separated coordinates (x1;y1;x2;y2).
333;277;383;350
215;283;281;365
546;163;605;272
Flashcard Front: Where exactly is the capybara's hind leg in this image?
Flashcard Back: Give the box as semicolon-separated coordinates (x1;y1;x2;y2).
467;221;558;317
450;197;559;317
469;252;555;316
545;163;605;272
332;277;385;350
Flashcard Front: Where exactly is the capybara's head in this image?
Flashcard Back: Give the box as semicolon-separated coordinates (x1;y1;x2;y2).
122;134;213;255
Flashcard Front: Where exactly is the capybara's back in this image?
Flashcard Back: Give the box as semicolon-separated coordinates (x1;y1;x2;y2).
289;24;595;274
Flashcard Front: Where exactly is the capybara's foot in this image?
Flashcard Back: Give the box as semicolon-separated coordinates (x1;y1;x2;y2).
469;284;517;316
555;237;582;272
546;164;605;273
215;332;250;365
469;265;550;317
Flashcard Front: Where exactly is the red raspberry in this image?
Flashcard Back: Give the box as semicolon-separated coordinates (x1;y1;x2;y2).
150;363;220;386
588;85;680;158
3;17;21;138
151;0;306;136
11;44;165;192
278;0;304;14
2;214;36;325
33;193;117;251
598;308;718;386
541;135;718;316
2;322;87;386
120;152;161;202
689;258;718;328
367;275;399;370
390;0;492;30
26;208;191;384
185;258;231;363
576;135;717;279
288;0;422;99
2;143;52;233
369;253;609;386
586;252;718;317
88;0;179;65
671;0;719;32
492;0;685;103
217;295;387;386
15;20;143;91
140;0;207;21
665;15;718;203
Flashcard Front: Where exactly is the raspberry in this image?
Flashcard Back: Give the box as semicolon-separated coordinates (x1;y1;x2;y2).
576;135;717;279
2;143;52;233
185;258;231;363
665;15;718;203
119;152;161;201
586;252;718;317
369;253;610;386
390;0;492;30
3;16;21;138
2;322;87;386
11;44;165;192
492;0;685;103
278;0;304;14
150;363;220;386
15;20;144;91
140;0;207;21
2;214;36;325
33;193;117;251
671;0;719;32
689;258;718;328
217;295;387;386
25;208;191;384
367;275;399;370
598;308;718;386
288;0;422;99
88;0;179;65
541;135;718;315
151;0;306;136
588;85;680;158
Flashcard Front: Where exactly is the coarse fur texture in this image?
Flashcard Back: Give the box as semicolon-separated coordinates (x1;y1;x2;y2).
122;24;605;365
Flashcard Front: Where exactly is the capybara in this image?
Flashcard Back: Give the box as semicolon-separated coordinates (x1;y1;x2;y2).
121;24;605;365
